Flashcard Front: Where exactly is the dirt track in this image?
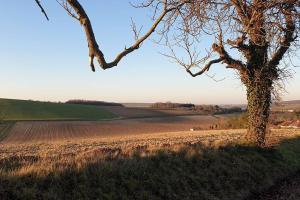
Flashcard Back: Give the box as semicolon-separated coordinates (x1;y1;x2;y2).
2;115;220;144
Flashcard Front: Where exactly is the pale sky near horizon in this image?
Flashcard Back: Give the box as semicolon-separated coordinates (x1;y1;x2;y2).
0;1;299;104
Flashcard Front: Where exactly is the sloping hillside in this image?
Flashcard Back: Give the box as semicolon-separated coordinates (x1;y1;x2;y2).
0;98;116;121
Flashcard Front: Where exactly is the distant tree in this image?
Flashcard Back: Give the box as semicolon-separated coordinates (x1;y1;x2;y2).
35;0;300;147
66;99;124;107
151;102;195;109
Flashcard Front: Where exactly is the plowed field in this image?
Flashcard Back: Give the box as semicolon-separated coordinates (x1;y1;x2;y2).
1;115;220;144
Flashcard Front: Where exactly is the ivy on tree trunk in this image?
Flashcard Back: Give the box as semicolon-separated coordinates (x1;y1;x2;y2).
245;71;273;147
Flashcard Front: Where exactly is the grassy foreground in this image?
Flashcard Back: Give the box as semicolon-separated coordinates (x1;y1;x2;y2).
0;98;116;121
1;130;300;200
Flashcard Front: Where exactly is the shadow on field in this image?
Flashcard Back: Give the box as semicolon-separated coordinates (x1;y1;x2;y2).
1;136;300;200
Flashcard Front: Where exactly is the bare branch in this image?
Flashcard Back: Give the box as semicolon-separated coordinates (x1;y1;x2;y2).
268;5;297;68
185;58;223;77
212;42;247;73
35;0;49;21
56;0;79;21
64;0;185;71
130;18;143;41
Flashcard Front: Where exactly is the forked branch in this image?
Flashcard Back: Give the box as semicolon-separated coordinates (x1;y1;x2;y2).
185;58;223;77
212;29;247;73
65;0;184;71
268;5;296;68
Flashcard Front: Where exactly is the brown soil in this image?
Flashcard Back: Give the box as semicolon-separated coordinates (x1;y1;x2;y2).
100;106;168;118
2;115;220;144
100;106;215;118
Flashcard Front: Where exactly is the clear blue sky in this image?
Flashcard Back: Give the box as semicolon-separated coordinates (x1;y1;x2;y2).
0;1;299;104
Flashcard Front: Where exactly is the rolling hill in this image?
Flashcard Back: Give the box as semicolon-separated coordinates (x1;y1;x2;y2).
0;98;117;121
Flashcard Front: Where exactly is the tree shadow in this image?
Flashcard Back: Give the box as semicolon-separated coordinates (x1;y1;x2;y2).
1;136;300;200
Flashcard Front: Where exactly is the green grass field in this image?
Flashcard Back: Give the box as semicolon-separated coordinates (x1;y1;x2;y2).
0;98;117;121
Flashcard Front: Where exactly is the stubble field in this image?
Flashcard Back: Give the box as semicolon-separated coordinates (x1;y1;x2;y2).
1;128;300;200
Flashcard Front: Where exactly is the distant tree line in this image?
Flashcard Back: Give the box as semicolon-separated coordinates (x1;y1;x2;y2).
151;102;242;114
151;102;194;109
65;100;123;107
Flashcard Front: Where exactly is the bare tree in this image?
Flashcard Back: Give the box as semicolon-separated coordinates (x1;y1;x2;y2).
36;0;300;147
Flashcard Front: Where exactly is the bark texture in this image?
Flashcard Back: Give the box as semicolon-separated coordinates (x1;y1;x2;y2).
245;76;272;146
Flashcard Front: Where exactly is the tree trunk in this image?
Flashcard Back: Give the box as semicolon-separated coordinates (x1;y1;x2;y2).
245;76;272;147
